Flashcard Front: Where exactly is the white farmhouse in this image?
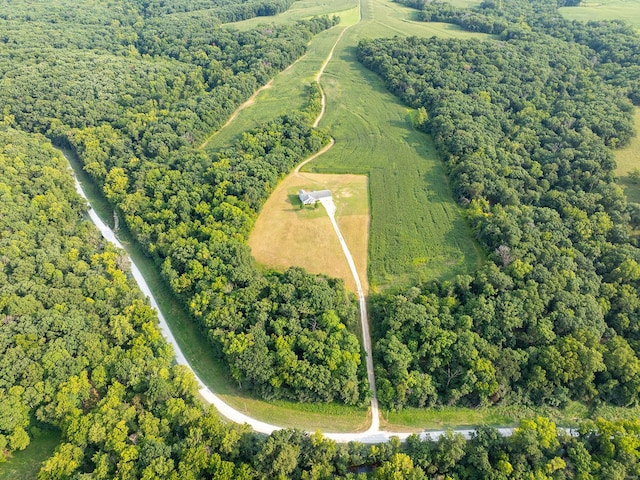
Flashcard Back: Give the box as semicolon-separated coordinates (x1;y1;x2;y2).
298;189;332;205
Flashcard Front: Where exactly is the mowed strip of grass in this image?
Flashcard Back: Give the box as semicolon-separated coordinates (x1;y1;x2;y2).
249;171;369;293
224;0;359;31
382;401;640;432
208;8;362;151
615;108;640;203
0;430;60;480
560;0;640;30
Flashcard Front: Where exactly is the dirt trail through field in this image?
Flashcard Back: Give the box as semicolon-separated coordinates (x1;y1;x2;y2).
197;79;273;150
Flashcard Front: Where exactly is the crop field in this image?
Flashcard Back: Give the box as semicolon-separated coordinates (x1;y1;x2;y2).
559;0;640;29
615;108;640;203
218;0;488;290
249;171;369;293
306;0;487;289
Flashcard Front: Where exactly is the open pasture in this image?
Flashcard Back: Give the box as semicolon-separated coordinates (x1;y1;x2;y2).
560;0;640;29
616;108;640;203
208;8;361;150
249;171;370;293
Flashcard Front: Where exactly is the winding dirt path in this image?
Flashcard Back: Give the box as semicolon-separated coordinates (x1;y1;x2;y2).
295;137;335;174
312;21;351;127
197;79;273;150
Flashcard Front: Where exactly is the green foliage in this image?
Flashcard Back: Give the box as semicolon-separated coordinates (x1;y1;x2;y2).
0;0;361;407
0;124;256;477
359;0;640;410
139;0;296;23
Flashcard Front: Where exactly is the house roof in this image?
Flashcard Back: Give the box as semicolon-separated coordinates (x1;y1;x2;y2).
298;189;332;204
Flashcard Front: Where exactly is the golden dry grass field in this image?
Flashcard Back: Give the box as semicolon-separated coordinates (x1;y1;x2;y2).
249;168;369;293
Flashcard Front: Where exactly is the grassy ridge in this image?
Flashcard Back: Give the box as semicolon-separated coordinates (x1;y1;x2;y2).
206;16;357;150
560;0;640;30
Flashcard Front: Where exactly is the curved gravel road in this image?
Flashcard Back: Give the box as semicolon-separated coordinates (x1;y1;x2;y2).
70;163;433;443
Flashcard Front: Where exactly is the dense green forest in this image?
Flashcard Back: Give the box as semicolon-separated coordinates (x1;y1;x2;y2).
3;0;640;477
0;124;638;480
359;0;640;411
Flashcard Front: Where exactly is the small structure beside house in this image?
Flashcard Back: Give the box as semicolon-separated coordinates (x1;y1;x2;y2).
298;189;332;205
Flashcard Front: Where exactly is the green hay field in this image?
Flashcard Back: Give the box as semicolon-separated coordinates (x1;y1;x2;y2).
560;0;640;30
616;108;640;203
310;19;485;289
214;0;489;290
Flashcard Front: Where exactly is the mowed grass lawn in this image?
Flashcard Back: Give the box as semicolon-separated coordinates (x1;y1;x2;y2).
0;431;60;480
560;0;640;30
616;108;640;203
250;170;369;293
382;401;640;432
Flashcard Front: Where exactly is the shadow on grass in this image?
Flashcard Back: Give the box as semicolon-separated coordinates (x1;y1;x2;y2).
287;193;302;206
